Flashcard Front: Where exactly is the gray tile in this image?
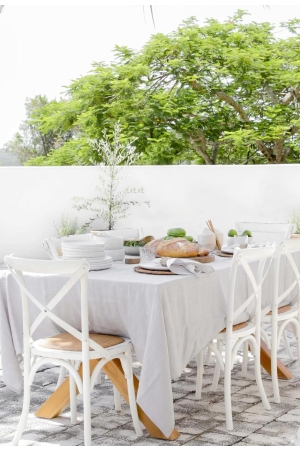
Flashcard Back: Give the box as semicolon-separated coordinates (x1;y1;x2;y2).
240;432;291;446
213;420;264;437
195;431;241;445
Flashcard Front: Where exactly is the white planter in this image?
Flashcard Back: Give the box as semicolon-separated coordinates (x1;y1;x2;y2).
124;246;141;256
227;236;235;246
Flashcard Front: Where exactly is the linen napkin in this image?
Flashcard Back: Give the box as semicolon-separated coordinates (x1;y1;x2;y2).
166;258;215;276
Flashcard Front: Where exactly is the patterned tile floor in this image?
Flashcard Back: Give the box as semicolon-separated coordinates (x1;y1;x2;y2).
0;332;299;446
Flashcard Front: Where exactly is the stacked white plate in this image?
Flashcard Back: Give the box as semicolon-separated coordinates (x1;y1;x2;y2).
61;240;112;271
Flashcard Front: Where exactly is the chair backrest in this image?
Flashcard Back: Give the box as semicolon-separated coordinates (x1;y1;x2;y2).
271;239;300;314
234;221;295;244
226;246;275;336
4;255;111;359
43;234;91;260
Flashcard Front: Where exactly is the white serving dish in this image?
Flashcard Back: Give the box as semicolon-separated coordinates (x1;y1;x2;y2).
91;234;124;250
105;248;125;261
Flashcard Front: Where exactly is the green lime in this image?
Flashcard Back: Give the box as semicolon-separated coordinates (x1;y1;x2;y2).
242;230;252;237
228;229;238;237
185;236;194;242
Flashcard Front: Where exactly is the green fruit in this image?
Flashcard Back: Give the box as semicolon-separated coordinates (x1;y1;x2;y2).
228;229;238;237
167;228;186;237
185;236;194;242
162;236;174;240
242;230;252;237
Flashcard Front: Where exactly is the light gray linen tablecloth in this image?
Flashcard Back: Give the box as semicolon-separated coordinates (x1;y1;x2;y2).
0;255;297;437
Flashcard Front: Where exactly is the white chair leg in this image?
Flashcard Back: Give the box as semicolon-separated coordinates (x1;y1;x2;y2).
224;355;233;431
70;373;77;425
12;384;31;445
124;352;143;437
254;343;271;410
261;327;271;349
271;335;280;403
205;343;212;365
114;385;122;411
296;324;300;365
283;329;295;360
242;341;248;378
82;359;91;446
195;350;203;400
211;340;222;391
56;366;66;390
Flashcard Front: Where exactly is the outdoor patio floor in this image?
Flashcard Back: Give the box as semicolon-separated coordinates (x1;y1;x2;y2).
0;331;299;446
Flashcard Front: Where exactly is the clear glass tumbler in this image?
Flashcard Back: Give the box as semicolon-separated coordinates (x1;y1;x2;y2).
140;247;156;263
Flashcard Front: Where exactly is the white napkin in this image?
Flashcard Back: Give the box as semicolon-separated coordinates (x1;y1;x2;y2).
166;258;215;276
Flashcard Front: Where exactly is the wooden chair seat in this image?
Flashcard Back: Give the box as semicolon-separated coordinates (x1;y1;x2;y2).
220;322;248;333
266;305;291;316
37;333;125;351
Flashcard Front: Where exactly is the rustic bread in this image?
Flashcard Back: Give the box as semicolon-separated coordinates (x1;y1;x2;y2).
145;238;163;250
156;238;200;258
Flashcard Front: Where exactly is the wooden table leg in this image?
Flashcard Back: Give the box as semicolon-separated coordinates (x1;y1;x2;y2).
259;339;293;380
35;359;179;441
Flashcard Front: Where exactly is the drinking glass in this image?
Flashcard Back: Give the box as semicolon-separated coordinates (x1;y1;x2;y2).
234;235;248;248
140;247;156;263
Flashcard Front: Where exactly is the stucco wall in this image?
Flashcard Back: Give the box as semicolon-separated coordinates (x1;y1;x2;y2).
0;165;299;261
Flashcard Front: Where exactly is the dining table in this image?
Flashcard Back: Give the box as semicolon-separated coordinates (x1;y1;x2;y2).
0;253;297;440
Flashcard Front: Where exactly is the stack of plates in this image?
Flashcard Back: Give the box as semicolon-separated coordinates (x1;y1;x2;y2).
61;241;112;271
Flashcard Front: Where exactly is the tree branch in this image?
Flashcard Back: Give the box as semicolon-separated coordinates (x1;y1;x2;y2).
281;88;300;106
215;91;250;122
212;142;220;164
264;84;280;104
189;132;214;165
274;139;284;163
255;140;274;163
190;81;251;124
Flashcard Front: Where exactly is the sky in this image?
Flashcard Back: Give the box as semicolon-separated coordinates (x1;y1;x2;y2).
1;2;300;147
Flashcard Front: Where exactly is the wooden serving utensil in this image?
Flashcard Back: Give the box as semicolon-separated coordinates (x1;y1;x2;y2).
206;220;222;251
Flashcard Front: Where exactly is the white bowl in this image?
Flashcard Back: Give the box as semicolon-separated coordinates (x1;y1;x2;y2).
91;234;123;250
105;248;125;261
124;246;141;256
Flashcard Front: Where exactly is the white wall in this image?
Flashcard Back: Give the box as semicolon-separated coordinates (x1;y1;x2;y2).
0;165;300;261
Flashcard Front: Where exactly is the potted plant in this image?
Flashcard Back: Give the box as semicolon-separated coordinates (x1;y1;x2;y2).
73;122;149;235
289;208;300;238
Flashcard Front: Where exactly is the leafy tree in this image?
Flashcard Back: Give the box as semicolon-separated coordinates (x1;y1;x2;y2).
4;95;75;163
25;12;300;166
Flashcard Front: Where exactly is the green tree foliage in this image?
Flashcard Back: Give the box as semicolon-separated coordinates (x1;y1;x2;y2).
4;95;75;163
25;12;300;166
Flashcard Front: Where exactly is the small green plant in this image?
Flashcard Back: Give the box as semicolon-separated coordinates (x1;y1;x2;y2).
54;213;81;237
289;208;300;234
73;122;150;231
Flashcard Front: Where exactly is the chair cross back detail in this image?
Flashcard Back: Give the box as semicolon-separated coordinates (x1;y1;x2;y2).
4;256;111;358
275;240;300;308
229;247;275;324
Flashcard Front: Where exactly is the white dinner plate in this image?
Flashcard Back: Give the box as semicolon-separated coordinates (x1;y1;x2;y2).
62;241;105;249
139;261;171;271
220;247;234;255
62;251;105;257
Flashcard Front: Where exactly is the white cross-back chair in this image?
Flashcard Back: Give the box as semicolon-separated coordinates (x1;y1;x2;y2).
234;221;295;244
4;255;142;446
195;246;275;431
261;239;300;403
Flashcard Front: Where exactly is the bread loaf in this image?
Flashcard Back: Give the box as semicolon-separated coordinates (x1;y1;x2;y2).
145;238;163;250
156;238;199;258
